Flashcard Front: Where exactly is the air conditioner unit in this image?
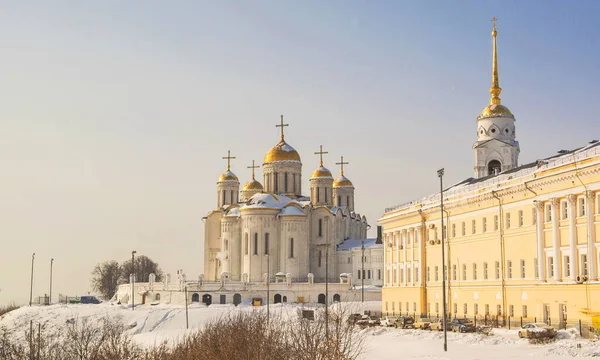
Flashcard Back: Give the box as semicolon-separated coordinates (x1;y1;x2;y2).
399;245;404;250
428;224;436;229
429;240;435;245
436;240;441;244
387;243;392;247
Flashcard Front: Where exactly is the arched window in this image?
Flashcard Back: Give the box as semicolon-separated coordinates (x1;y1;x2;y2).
337;195;341;206
264;233;269;255
347;196;350;207
224;239;229;251
155;293;161;301
192;293;200;302
333;294;341;302
488;160;502;176
318;219;323;237
289;238;294;258
325;187;328;203
222;191;226;206
317;187;320;202
274;172;279;193
231;190;234;204
254;233;258;255
284;173;288;192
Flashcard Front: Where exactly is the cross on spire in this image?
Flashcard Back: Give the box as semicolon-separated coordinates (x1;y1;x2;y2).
275;115;289;140
314;145;328;167
222;150;236;171
247;160;260;180
335;156;349;176
491;16;497;30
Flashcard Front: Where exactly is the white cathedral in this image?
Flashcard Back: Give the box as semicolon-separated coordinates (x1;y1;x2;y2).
203;119;378;285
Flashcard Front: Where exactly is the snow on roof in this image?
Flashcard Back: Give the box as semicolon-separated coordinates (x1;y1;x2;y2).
225;207;240;217
242;193;293;210
279;206;306;216
337;238;382;251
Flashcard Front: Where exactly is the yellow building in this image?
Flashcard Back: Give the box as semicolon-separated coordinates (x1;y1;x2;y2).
378;21;600;331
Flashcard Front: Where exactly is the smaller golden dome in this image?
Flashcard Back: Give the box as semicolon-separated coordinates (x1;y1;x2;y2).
311;166;332;179
478;104;514;120
242;179;263;191
333;175;353;187
264;139;301;163
218;170;239;182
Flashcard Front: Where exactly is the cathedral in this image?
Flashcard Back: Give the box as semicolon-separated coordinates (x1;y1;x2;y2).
202;119;372;284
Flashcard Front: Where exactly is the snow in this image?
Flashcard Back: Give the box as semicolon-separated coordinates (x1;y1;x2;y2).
1;302;599;359
337;238;382;251
244;193;293;209
279;206;305;216
280;144;295;152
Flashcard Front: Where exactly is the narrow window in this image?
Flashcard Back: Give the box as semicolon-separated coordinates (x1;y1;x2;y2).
472;220;476;234
495;261;500;279
346;196;350;207
561;202;568;219
436;303;440;314
474;303;479;315
534;258;539;278
444;265;448;281
337;195;341;206
413;302;417;312
532;208;537;225
325;187;328;203
506;213;511;229
407;269;412;283
461;222;466;236
427;266;430;282
579;198;586;217
518;210;524;226
378;269;381;280
254;233;258;255
434;266;439;281
368;270;371;279
318;250;322;267
520;259;526;278
453;303;458;314
231;190;235;204
546;204;552;222
507;260;512;279
452;224;456;238
317;187;320;202
224;239;229;251
264;233;269;255
415;268;419;282
399;269;403;283
463;303;468;315
222;191;226;206
581;254;588;276
244;234;249;255
548;257;554;277
358;270;361;279
462;264;467;281
452;264;457;281
318;219;323;237
522;305;528;318
509;305;514;317
483;217;487;232
485;304;490;315
274;172;279;193
483;262;488;280
284;172;288;192
289;238;294;258
494;215;499;230
564;256;570;277
473;263;477;280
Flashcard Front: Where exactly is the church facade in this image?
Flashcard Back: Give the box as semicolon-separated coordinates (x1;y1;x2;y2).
379;21;600;331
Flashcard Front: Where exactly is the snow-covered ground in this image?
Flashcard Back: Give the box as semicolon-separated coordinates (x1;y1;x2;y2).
1;302;599;359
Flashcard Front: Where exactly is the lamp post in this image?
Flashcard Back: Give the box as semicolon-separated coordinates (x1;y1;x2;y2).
185;285;189;329
361;239;365;303
438;168;448;352
49;258;54;305
29;253;35;307
325;216;329;339
266;253;270;326
131;251;136;310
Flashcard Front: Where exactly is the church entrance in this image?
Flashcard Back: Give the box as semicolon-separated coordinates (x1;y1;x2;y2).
202;294;212;306
274;294;282;304
191;293;199;302
233;293;242;306
488;160;501;176
333;294;340;302
282;296;287;303
318;294;326;304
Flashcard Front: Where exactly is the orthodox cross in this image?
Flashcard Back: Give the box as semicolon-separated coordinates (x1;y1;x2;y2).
276;115;289;140
491;16;497;29
222;150;235;171
247;160;260;180
335;156;349;176
314;145;328;167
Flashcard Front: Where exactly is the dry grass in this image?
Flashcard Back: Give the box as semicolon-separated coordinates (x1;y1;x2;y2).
0;304;19;317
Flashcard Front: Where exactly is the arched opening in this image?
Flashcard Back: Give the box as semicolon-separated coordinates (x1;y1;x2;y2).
142;294;147;304
318;293;326;304
333;294;341;303
233;293;242;306
488;160;502;176
191;293;200;302
274;294;282;304
155;293;161;301
282;296;287;303
202;294;212;306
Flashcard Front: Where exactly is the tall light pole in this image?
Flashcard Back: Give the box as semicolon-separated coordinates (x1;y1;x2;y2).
325;216;329;339
29;253;35;307
361;240;365;303
131;251;136;310
266;253;270;326
438;168;448;352
49;258;54;305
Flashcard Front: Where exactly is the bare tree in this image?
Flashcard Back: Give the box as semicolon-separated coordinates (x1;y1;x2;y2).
91;261;122;300
121;255;163;284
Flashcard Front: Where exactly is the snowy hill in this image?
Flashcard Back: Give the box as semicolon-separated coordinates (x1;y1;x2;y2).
1;302;598;359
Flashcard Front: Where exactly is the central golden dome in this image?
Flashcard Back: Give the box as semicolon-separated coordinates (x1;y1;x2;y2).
264;139;301;163
478;104;514;120
242;179;263;191
311;166;332;179
218;170;239;182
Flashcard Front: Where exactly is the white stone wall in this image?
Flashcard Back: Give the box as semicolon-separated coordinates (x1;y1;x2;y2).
310;177;334;207
474;115;519;178
217;180;239;207
263;161;302;196
333;186;355;211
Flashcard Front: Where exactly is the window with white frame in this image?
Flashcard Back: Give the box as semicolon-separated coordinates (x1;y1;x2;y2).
415;268;419;282
534;258;539;278
578;197;586;217
453;264;457;281
444;265;448;281
452;224;456;238
497;304;502;315
506;213;511;228
581;254;588;276
495;261;500;279
485;304;490;315
463;303;468;314
462;264;467;281
427;266;430;282
532;208;537;225
462;222;466;236
548;257;554;277
507;260;512;279
399;269;403;283
483;217;487;232
474;303;479;315
520;259;526;278
545;204;552;222
518;210;524;227
453;303;458;314
564;256;570;277
561;201;568;220
483;262;489;279
434;266;439;281
522;305;528;318
472;220;476;234
407;269;412;283
494;215;499;230
509;305;514;317
473;263;477;280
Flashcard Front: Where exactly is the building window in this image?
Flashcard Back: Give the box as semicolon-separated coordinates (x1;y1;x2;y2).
224;239;229;251
435;303;440;314
561;201;568;220
444;265;448;281
427;267;431;282
563;256;570;277
434;266;439;281
452;264;457;281
507;260;512;279
532;208;537;225
413;302;417;312
254;233;258;255
406;302;409;313
461;222;466;236
391;302;395;312
368;270;371;280
474;303;479;315
464;303;468;314
264;233;269;255
407;269;412;283
427;303;431;313
545;204;552;222
318;219;323;237
505;213;511;229
358;270;361;279
399;269;403;283
385;301;388;311
520;259;526;279
318;250;322;267
483;262;488;280
378;269;381;280
325;187;328;203
244;234;249;255
581;254;588;276
452;224;456;238
415;268;419;282
522;305;528;318
495;261;500;279
284;172;288;192
509;305;514;317
222;191;226;206
462;264;467;281
472;220;476;234
534;258;539;278
483;217;487;232
497;305;502;316
548;257;554;277
289;238;294;258
578;197;586;217
274;172;279;193
518;210;524;227
485;304;490;315
453;303;458;314
494;215;499;230
473;263;477;280
337;195;341;206
347;195;350;207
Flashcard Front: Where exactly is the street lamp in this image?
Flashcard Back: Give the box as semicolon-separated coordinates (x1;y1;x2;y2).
49;258;54;305
438;168;448;352
361;239;365;303
131;251;136;310
325;216;330;339
29;253;35;307
266;252;270;326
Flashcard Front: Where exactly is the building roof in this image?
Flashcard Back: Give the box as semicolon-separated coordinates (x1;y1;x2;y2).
337;238;382;251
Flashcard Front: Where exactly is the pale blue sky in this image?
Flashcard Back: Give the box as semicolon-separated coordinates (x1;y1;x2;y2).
1;1;599;305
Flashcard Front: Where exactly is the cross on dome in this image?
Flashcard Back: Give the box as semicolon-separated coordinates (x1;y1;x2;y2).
222;150;236;171
247;160;260;180
336;156;349;176
276;115;289;140
314;145;328;166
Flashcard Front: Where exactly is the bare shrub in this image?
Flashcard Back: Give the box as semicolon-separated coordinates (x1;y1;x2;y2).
0;304;19;317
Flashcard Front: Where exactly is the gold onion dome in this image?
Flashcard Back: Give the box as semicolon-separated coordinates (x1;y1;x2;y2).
264;139;301;163
311;166;333;179
333;175;353;187
243;179;263;191
218;170;238;182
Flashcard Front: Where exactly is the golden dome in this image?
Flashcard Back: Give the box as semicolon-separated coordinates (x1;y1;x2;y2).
242;179;263;191
333;175;353;187
477;104;514;120
264;139;301;163
218;170;239;182
311;166;332;179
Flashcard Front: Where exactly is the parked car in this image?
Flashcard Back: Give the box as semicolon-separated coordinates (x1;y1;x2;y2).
381;316;397;327
80;296;102;304
347;313;362;325
414;317;432;330
394;316;415;329
450;318;476;333
429;318;450;331
518;323;557;339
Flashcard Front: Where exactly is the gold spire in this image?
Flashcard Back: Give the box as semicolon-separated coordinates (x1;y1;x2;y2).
335;156;349;176
489;16;502;105
247;160;260;180
314;145;328;167
276;115;288;140
222;150;235;171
